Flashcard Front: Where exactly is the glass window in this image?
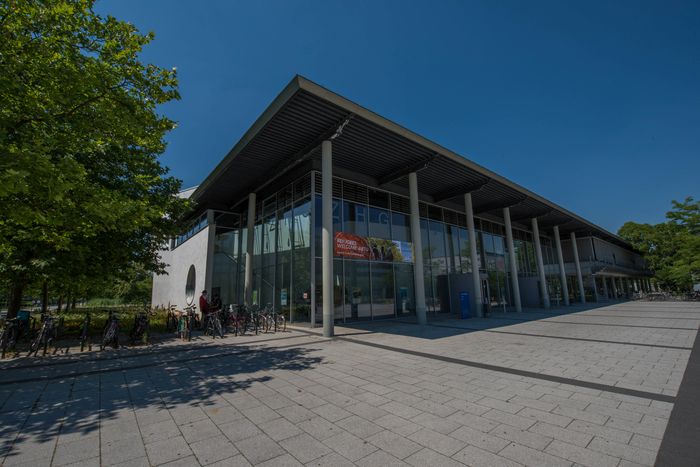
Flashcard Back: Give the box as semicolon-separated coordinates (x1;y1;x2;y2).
345;260;371;320
429;221;447;274
494;236;505;255
457;227;472;273
369;207;391;239
368;188;389;209
394;263;415;316
292;199;311;323
314;196;341;258
276;206;293;318
391;212;411;242
483;233;495;254
343;201;368;237
446;225;460;273
260;212;276;307
371;263;395;319
334;259;344;321
212;228;241;306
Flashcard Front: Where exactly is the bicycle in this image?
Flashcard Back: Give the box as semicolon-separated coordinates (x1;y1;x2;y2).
130;311;150;345
227;304;247;336
203;310;224;339
101;311;120;350
28;315;62;356
79;312;91;352
0;318;20;358
248;305;263;335
166;305;179;333
270;307;286;333
178;305;197;341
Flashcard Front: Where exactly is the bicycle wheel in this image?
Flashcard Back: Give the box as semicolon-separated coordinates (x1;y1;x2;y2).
29;334;41;356
214;317;223;338
102;325;116;350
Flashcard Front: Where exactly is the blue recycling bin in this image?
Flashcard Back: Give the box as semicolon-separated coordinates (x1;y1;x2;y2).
459;292;470;319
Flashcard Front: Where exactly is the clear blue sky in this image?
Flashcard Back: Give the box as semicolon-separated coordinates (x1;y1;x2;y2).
96;0;699;233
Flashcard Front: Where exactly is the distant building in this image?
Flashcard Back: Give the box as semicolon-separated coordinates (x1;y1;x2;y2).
152;76;653;333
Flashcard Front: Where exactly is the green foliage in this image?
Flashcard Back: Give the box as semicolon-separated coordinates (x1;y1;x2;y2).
0;0;190;314
618;197;700;292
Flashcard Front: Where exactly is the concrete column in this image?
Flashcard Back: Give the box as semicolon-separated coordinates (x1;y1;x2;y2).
591;275;599;302
553;226;570;306
570;232;586;303
321;140;334;337
204;210;216;293
409;172;427;324
602;275;609;299
503;207;522;312
531;218;550;309
621;277;626;297
465;193;483;316
610;276;617;298
244;193;256;306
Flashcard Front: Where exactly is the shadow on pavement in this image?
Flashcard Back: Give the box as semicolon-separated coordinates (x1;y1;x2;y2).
0;340;324;460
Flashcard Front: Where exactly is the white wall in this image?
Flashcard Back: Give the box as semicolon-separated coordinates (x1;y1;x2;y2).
151;225;211;310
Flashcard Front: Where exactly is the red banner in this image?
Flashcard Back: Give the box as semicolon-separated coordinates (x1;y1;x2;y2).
334;232;372;259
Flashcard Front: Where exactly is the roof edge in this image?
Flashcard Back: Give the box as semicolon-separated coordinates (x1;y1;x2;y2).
295;76;631;247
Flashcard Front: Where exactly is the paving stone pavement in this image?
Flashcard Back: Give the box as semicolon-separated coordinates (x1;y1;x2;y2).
0;301;698;466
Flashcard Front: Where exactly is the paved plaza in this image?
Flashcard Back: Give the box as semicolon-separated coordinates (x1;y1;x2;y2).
0;301;698;466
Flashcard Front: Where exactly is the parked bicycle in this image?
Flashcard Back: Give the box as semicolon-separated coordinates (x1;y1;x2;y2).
202;310;224;339
178;305;197;341
79;312;91;352
0;318;20;358
227;304;248;336
166;305;179;333
130;311;150;345
28;315;62;356
101;311;120;350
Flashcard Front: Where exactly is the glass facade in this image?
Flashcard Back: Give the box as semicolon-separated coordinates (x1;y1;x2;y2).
209;171;568;324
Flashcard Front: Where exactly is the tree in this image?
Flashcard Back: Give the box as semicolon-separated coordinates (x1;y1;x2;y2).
0;0;189;317
618;197;700;292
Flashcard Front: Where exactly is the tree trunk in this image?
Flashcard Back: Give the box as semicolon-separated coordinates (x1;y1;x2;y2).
41;281;49;314
71;297;76;310
57;295;63;312
7;280;24;319
65;292;72;313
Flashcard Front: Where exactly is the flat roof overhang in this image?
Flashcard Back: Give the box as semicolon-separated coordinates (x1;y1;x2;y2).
192;75;634;250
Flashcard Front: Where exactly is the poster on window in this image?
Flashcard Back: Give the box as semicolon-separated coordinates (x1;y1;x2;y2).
334;232;413;263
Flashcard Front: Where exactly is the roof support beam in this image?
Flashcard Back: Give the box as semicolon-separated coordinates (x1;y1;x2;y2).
473;196;527;215
377;154;436;186
244;113;354;196
510;208;554;223
432;178;491;203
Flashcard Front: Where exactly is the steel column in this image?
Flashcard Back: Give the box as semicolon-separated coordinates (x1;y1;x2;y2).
571;232;586;303
553;226;570;306
321;141;334;337
409;172;427;324
244;193;256;306
503;207;522;312
532;218;550;309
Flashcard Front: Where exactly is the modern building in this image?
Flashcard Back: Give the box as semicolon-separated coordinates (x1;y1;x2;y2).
151;75;653;335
